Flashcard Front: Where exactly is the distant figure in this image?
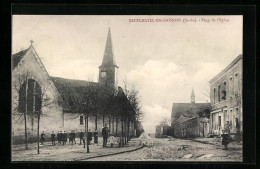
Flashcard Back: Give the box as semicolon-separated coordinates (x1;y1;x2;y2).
69;131;74;145
51;131;56;145
108;134;115;147
221;130;229;150
59;131;64;145
102;123;110;147
40;131;45;145
72;130;76;144
57;131;61;145
87;129;93;145
63;131;67;145
235;118;241;143
79;130;84;145
224;121;231;135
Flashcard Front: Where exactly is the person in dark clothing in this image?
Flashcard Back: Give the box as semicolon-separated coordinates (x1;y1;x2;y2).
51;131;56;145
235;118;241;143
221;130;229;150
63;131;67;145
87;129;93;145
72;130;76;144
79;130;84;145
69;131;74;145
102;123;110;147
40;131;45;145
57;131;62;145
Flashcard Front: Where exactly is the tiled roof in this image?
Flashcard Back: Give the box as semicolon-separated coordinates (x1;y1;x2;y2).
171;102;211;123
12;48;29;71
50;76;99;112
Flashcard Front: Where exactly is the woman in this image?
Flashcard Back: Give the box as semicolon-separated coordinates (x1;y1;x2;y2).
221;130;229;150
235;118;241;143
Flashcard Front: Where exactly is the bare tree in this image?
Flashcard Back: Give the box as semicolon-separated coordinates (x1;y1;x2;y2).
159;118;171;126
12;70;58;154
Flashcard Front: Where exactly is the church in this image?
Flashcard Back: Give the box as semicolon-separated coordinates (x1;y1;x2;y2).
12;28;135;143
171;89;211;138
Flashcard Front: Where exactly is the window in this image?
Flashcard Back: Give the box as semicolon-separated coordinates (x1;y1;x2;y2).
213;88;216;104
229;76;233;96
218;116;221;127
234;73;239;95
229;109;233;129
222;82;227;100
218;85;221;102
18;79;42;114
80;115;84;125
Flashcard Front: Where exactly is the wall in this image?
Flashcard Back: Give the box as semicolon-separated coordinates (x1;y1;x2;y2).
209;56;243;135
12;46;63;140
173;117;199;138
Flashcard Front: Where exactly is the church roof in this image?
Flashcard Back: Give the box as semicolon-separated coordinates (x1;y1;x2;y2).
50;76;99;112
12;48;29;71
100;27;118;68
171;102;211;123
51;76;123;113
173;114;197;124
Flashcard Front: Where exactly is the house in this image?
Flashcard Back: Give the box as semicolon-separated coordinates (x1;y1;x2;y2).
209;54;243;136
12;28;135;143
171;89;211;138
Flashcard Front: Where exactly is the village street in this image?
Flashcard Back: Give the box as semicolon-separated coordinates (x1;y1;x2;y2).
12;136;242;161
86;137;242;161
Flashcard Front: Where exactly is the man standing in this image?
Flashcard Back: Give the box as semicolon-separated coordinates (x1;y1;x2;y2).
63;131;67;145
69;131;73;145
51;131;56;145
57;131;61;145
235;118;241;143
72;130;76;144
79;130;84;145
87;129;93;145
102;123;110;147
40;131;45;145
60;131;64;145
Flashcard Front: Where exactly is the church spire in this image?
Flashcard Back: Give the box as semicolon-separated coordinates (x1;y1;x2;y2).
191;88;195;103
100;27;118;68
99;27;119;88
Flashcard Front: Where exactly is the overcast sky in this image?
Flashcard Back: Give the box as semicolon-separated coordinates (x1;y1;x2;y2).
12;15;242;134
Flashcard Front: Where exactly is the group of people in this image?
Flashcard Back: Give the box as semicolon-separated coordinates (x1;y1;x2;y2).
40;130;85;146
40;123;116;148
221;118;241;150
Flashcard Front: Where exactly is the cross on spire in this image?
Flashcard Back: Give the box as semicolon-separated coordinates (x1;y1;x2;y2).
30;40;34;46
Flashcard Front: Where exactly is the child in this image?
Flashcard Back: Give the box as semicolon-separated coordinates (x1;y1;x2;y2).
221;130;229;150
108;134;115;147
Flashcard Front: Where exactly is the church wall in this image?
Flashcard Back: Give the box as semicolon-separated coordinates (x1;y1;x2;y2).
12;47;63;142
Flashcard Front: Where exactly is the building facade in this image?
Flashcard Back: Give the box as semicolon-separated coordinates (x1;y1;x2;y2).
171;90;211;138
209;54;243;136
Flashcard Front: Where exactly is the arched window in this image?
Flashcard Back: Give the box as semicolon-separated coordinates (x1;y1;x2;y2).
18;79;42;114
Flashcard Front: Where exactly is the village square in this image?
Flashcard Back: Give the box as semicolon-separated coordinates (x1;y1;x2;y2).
12;15;242;161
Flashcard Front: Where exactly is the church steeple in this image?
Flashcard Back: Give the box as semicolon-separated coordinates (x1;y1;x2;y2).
99;27;119;88
191;88;195;103
100;27;118;68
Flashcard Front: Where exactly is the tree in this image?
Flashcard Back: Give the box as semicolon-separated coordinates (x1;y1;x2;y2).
160;118;171;126
12;70;58;154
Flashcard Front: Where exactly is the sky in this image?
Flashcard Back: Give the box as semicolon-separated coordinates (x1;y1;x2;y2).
12;15;242;134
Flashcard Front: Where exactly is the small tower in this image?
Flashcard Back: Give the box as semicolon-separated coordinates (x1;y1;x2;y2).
99;27;119;88
191;88;195;103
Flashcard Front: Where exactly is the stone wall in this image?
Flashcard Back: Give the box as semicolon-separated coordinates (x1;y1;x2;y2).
12;46;63;140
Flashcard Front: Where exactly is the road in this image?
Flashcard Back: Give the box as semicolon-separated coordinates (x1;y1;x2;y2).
86;137;242;161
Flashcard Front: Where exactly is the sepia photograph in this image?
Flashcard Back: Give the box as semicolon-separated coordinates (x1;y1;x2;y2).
11;15;243;162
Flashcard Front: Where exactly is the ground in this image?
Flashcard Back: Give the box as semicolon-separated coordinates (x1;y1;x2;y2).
12;136;242;161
